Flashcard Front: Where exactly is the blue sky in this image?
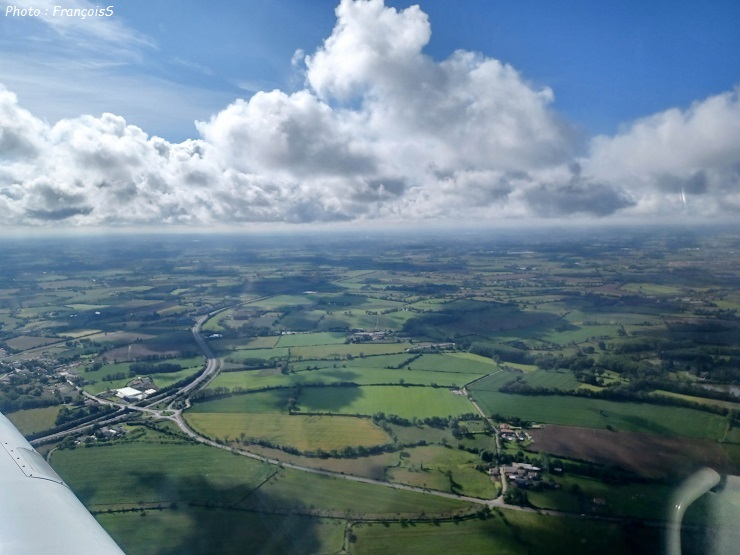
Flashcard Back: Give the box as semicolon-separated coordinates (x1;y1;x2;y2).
1;0;739;227
3;0;739;140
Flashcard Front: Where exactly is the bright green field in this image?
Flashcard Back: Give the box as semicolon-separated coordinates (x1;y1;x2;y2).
185;413;391;451
224;346;291;361
208;365;481;392
275;331;348;347
201;309;234;332
5;405;61;435
469;388;727;439
298;385;476;419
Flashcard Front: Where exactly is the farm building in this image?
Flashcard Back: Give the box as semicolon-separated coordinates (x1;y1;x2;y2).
115;386;146;401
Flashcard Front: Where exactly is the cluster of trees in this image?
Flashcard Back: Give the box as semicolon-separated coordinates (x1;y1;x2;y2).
0;371;67;413
217;432;413;459
129;362;182;375
30;405;119;442
371;412;481;430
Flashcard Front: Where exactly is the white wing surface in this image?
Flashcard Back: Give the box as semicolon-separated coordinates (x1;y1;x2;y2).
0;412;124;555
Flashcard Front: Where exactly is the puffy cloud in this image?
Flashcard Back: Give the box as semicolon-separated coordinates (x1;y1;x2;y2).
1;0;738;228
583;87;740;217
197;90;376;177
306;0;431;100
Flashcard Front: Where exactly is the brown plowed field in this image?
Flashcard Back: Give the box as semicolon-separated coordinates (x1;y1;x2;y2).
526;425;734;478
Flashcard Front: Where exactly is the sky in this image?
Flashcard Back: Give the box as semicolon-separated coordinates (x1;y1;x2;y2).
1;0;740;229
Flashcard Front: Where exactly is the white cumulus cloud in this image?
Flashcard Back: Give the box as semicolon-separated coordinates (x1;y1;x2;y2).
1;0;738;228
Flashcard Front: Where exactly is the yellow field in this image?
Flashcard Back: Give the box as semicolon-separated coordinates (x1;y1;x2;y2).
186;413;391;451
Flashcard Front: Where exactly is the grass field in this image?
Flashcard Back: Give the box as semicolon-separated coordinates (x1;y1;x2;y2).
622;283;685;295
224;346;291;361
275;331;348;347
652;390;740;411
210;336;280;352
201;309;234;332
469;370;520;390
186;413;391;451
298;385;477;419
241;468;473;517
189;389;292;414
208;365;483;392
527;474;694;521
350;511;661;555
387;445;496;499
291;342;413;359
6;335;60;350
469;388;727;439
409;353;497;374
5;405;61;435
523;370;581;390
540;324;619;344
51;442;275;508
97;510;345;555
244;443;399;480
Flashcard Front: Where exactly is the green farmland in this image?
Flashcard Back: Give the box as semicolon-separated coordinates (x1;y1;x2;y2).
4;228;740;554
298;385;476;419
186;413;391;451
191;386;477;420
97;510;346;555
469;388;727;439
6;406;61;435
208;365;484;392
350;511;660;555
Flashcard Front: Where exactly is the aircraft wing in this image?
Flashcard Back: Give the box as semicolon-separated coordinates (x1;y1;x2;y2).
0;412;124;555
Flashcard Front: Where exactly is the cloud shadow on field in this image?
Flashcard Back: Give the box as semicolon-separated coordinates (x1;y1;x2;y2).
105;470;327;555
297;385;364;413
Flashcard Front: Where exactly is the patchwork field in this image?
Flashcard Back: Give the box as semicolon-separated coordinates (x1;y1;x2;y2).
185;413;391;451
4;229;740;553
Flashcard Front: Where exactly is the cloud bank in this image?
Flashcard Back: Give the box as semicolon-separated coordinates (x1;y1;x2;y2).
1;0;739;227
